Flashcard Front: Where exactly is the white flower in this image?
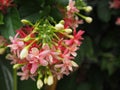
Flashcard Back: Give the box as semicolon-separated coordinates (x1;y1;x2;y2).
65;29;72;33
55;23;64;30
37;79;43;89
20;47;28;59
47;75;54;85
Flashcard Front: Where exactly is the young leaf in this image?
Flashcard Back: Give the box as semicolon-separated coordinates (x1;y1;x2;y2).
97;0;111;22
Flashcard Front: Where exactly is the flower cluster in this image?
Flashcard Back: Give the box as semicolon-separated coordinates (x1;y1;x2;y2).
64;0;92;29
7;0;92;89
0;0;14;14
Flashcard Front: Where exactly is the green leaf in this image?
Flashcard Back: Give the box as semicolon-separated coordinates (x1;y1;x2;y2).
56;0;69;6
18;79;39;90
0;8;21;39
0;61;13;90
77;83;90;90
97;0;111;22
0;12;4;24
75;36;96;65
100;53;116;75
50;8;63;22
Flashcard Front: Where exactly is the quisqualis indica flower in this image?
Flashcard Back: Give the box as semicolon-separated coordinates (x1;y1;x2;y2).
7;0;88;89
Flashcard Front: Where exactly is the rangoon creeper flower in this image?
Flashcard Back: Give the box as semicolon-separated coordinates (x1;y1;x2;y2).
7;0;88;89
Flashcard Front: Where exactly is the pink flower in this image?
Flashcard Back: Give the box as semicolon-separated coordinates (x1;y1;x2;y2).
67;44;79;57
55;59;74;76
115;17;120;25
65;30;84;46
27;47;48;74
109;0;120;9
67;0;79;16
64;16;83;29
17;64;36;80
0;0;14;14
64;0;83;29
8;33;24;55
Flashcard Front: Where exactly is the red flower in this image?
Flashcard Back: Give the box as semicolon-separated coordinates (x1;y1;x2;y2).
110;0;120;9
0;0;14;14
115;17;120;25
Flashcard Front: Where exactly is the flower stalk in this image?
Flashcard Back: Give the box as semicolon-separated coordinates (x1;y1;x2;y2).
13;69;17;90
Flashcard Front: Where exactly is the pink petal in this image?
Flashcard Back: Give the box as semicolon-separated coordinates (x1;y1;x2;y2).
30;63;39;74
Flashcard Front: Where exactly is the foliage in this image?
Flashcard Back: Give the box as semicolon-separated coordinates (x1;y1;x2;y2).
0;0;120;90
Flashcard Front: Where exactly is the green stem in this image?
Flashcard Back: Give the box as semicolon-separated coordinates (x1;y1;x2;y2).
13;69;17;90
75;12;86;19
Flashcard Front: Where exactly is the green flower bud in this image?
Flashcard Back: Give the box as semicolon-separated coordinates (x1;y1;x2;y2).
21;19;33;25
13;64;22;69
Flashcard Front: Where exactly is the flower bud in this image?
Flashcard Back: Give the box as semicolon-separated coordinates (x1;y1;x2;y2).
37;79;43;89
59;20;65;25
84;6;93;12
71;61;78;67
21;19;33;25
0;48;6;54
67;6;70;11
47;75;54;85
55;23;64;30
20;47;28;59
13;64;22;69
65;29;72;33
44;77;48;84
85;17;93;23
